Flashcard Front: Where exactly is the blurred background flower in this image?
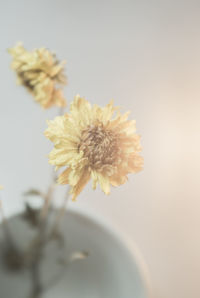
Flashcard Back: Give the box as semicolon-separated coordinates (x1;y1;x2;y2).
8;43;67;109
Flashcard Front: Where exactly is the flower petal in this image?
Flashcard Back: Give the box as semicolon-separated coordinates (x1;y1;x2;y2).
70;169;91;200
58;167;72;184
97;173;110;195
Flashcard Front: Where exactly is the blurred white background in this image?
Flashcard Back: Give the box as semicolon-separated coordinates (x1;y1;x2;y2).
0;1;200;297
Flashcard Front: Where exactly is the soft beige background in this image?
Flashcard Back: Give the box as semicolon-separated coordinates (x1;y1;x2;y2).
0;1;200;297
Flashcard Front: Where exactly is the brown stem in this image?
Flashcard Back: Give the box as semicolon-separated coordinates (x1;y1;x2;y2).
49;187;70;236
39;181;56;221
25;106;67;296
39;167;57;221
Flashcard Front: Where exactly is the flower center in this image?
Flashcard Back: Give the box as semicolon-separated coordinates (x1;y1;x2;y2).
79;123;119;170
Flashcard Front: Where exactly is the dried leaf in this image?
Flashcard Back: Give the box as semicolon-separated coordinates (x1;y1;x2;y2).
59;251;89;264
69;251;89;262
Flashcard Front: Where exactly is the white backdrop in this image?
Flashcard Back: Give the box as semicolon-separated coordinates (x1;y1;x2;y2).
0;1;200;298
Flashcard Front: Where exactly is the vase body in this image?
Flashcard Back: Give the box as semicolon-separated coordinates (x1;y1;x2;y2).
0;207;151;298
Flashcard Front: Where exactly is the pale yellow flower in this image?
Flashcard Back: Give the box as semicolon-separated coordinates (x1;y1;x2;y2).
45;95;143;200
8;43;67;109
0;185;3;190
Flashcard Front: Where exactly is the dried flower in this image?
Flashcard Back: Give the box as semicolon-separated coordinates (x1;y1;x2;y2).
45;95;143;200
8;43;67;109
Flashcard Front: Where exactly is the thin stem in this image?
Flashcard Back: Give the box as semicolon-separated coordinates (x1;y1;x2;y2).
24;168;57;263
27;222;46;298
39;168;57;221
39;182;56;221
50;187;70;236
21;107;67;296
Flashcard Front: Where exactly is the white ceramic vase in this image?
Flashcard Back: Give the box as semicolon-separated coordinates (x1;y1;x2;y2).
0;206;152;298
